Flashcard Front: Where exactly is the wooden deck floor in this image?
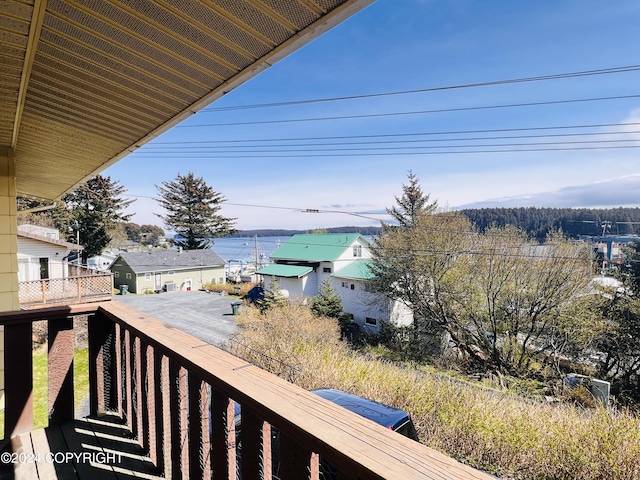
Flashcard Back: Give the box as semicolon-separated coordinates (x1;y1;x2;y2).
0;415;162;480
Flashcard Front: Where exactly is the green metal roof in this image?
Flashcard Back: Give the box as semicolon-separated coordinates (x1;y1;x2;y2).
270;234;365;262
256;264;313;278
332;261;374;280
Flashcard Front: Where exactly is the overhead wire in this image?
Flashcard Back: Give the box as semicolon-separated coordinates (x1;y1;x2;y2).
129;144;640;158
151;122;640;144
124;193;610;240
133;138;640;155
201;64;640;112
141;128;640;149
125;64;640;235
178;93;640;128
121;192;604;258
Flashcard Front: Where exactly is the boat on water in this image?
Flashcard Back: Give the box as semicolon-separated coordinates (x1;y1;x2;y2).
224;235;279;283
226;259;259;283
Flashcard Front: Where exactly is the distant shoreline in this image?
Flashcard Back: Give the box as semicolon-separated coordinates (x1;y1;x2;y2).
231;226;382;237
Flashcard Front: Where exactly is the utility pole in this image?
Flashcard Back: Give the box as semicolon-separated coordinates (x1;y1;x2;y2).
254;234;260;268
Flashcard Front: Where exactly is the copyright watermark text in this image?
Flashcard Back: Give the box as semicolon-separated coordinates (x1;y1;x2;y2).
1;451;122;465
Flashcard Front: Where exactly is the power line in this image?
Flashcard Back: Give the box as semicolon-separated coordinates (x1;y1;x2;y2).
123;194;603;241
141;129;640;150
201;64;640;112
178;93;640;128
152;122;640;144
133;138;640;155
129;144;640;158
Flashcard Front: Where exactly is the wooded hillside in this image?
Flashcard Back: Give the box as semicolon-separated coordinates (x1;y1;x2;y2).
460;207;640;240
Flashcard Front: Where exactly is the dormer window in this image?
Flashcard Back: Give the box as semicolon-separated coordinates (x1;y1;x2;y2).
353;244;362;257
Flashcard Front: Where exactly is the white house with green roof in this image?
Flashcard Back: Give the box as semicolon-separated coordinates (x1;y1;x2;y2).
331;260;413;332
256;233;413;331
257;233;369;297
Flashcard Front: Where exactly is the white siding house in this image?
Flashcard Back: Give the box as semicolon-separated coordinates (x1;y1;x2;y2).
256;233;413;332
332;260;413;333
17;226;80;281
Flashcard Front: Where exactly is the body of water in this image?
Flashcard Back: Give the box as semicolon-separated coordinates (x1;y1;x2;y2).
210;236;291;263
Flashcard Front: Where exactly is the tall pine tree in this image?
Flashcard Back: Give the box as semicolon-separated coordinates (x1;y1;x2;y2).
61;175;134;264
386;171;437;229
156;172;236;249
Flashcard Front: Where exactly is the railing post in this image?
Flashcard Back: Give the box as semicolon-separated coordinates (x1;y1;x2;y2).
115;323;123;418
124;329;133;433
4;322;33;437
48;316;74;424
169;359;188;479
188;374;211;480
141;342;151;455
135;337;144;443
88;311;115;415
211;390;235;480
263;423;273;480
279;432;313;480
240;408;264;480
160;355;171;477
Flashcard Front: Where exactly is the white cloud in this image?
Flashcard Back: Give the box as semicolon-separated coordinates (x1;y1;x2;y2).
458;174;640;209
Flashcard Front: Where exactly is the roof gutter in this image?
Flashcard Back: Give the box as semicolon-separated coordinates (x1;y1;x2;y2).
20;202;59;213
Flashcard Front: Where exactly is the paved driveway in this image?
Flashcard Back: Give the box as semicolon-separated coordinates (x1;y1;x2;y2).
115;290;239;347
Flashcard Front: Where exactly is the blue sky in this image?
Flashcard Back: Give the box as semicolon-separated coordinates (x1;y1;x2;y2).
104;0;640;231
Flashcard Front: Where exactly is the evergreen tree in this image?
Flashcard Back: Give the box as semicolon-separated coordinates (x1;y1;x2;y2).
386;171;437;228
621;240;640;291
310;279;344;318
156;172;236;249
60;175;134;264
258;279;288;313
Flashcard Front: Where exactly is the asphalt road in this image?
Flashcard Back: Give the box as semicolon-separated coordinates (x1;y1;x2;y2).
114;290;240;347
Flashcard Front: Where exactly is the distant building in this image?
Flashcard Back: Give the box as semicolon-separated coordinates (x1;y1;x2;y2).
110;249;226;294
87;250;119;271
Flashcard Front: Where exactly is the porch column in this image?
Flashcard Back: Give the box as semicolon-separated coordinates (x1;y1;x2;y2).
0;147;19;414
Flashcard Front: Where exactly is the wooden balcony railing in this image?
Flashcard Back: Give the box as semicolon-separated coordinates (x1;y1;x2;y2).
18;273;113;308
0;302;492;479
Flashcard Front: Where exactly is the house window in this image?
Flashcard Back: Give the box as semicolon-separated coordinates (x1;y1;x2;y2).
145;273;151;281
364;282;373;292
126;272;132;279
365;317;378;326
353;244;362;257
114;271;120;278
350;284;355;290
323;267;332;273
341;281;349;288
39;258;49;280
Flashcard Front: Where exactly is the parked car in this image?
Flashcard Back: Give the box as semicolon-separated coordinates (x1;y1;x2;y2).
233;388;419;479
312;388;420;479
311;388;419;441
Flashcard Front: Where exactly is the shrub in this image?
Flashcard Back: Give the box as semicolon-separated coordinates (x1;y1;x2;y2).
230;303;640;480
202;282;256;297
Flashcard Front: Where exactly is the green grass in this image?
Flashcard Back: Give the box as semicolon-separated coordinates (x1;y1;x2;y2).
33;348;89;429
0;348;89;438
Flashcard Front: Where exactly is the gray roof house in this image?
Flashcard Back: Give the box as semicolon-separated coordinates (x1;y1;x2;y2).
110;249;226;294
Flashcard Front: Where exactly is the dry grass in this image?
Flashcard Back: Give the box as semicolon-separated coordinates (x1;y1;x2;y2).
231;303;640;480
203;282;257;296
